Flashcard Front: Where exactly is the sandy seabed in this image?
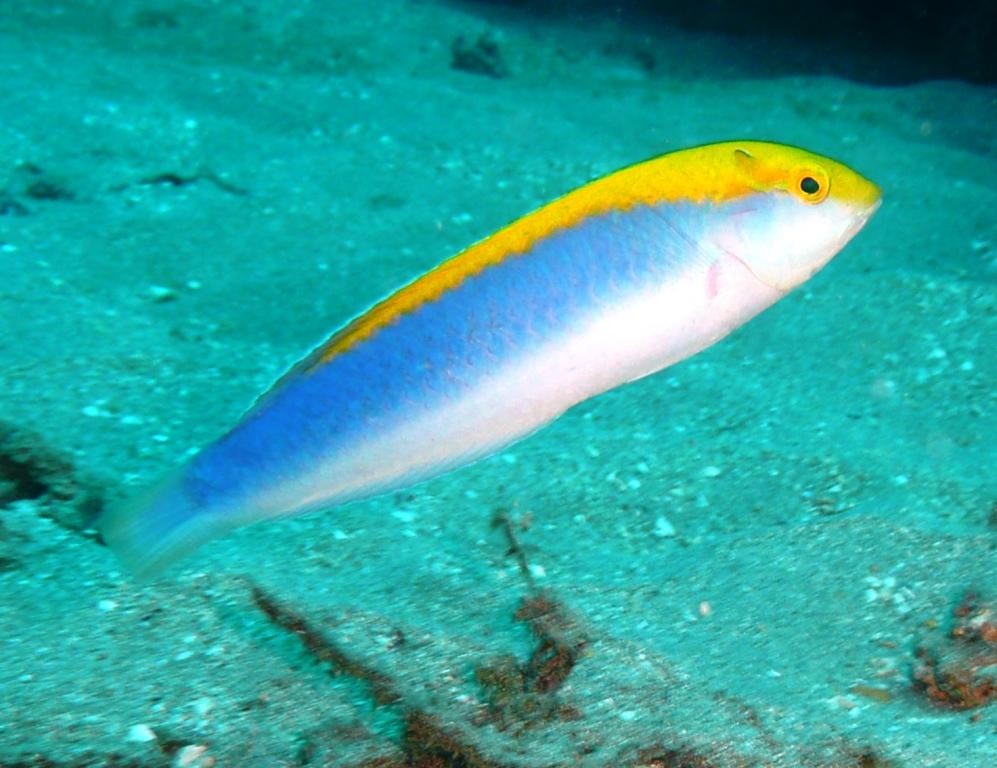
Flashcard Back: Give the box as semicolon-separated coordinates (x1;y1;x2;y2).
0;2;994;766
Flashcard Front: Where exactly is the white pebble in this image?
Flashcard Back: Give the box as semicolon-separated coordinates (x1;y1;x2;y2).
175;744;208;767
829;695;856;712
970;238;991;253
127;723;157;743
652;516;676;538
528;563;546;579
97;599;118;612
700;465;722;478
146;285;177;303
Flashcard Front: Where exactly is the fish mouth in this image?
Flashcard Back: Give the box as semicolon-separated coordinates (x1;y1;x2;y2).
860;197;882;222
839;197;881;246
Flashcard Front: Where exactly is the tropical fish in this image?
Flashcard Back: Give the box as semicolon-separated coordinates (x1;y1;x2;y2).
100;141;881;576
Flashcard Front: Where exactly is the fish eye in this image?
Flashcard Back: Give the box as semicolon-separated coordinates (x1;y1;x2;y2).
800;176;820;195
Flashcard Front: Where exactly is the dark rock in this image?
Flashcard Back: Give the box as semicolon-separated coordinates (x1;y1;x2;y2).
0;419;106;532
451;33;509;79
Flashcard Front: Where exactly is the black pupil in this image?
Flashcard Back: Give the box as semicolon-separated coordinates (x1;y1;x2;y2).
800;176;820;195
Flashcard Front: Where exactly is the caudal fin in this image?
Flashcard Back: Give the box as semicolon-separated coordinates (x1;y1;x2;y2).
99;471;234;578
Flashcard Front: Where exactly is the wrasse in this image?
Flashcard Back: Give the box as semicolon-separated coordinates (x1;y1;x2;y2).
101;141;880;576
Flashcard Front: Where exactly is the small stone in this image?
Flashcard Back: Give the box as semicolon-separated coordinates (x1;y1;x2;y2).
97;599;118;612
451;32;508;78
970;238;991;253
127;723;157;743
700;465;722;478
147;285;177;303
652;515;676;538
831;695;857;711
175;744;208;767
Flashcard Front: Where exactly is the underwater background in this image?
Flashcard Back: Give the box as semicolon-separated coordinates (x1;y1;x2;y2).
0;1;994;766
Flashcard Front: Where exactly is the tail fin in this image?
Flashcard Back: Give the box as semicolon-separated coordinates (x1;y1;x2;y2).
99;471;233;578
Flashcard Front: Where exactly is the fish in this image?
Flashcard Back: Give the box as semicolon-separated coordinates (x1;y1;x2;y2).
100;140;881;577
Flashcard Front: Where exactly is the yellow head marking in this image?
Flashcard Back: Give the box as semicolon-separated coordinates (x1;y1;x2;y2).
728;141;879;208
306;141;878;368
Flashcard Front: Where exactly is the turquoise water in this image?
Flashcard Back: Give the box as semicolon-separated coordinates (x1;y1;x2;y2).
0;2;994;766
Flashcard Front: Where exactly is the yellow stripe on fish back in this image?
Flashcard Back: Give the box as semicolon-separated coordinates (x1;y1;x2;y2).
309;141;870;368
